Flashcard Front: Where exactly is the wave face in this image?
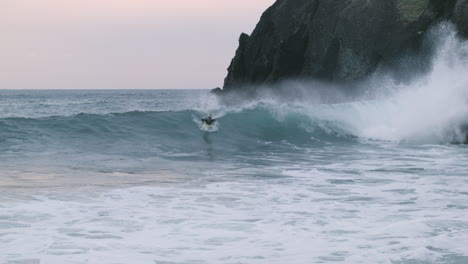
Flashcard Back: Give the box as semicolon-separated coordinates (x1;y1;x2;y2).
1;23;468;171
0;24;466;168
0;105;354;162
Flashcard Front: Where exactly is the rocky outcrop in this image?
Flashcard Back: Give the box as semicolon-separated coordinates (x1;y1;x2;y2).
223;0;468;90
210;87;222;94
454;0;468;36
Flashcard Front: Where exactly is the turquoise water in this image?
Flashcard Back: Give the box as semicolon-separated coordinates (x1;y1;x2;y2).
0;89;467;264
1;24;468;264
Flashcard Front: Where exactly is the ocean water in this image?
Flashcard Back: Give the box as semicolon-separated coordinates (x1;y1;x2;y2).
1;25;468;264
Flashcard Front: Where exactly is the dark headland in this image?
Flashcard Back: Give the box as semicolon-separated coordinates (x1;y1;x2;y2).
216;0;468;92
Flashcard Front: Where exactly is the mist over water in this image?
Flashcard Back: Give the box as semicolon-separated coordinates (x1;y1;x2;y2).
356;23;468;143
1;23;468;264
216;23;468;144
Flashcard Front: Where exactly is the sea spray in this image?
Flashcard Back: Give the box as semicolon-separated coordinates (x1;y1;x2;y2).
347;23;468;143
211;23;468;144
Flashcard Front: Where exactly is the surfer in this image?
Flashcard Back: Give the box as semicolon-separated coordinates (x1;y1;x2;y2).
201;115;216;126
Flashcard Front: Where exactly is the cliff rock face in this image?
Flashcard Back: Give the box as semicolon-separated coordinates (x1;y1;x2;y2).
223;0;467;90
454;0;468;36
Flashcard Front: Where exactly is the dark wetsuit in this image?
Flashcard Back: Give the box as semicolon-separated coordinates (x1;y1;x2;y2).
202;118;216;125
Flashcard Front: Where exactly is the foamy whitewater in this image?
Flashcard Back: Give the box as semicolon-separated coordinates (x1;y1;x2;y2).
1;24;468;264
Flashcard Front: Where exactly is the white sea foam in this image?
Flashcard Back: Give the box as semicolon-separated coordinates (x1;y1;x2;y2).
200;23;468;144
351;23;468;142
1;144;467;264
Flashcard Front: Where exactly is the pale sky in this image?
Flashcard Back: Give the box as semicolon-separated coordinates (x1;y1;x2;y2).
0;0;274;89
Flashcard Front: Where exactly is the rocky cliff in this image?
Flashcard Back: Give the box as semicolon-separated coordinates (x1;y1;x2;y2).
223;0;468;90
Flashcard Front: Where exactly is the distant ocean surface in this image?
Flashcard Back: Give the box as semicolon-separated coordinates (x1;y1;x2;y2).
0;87;467;264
